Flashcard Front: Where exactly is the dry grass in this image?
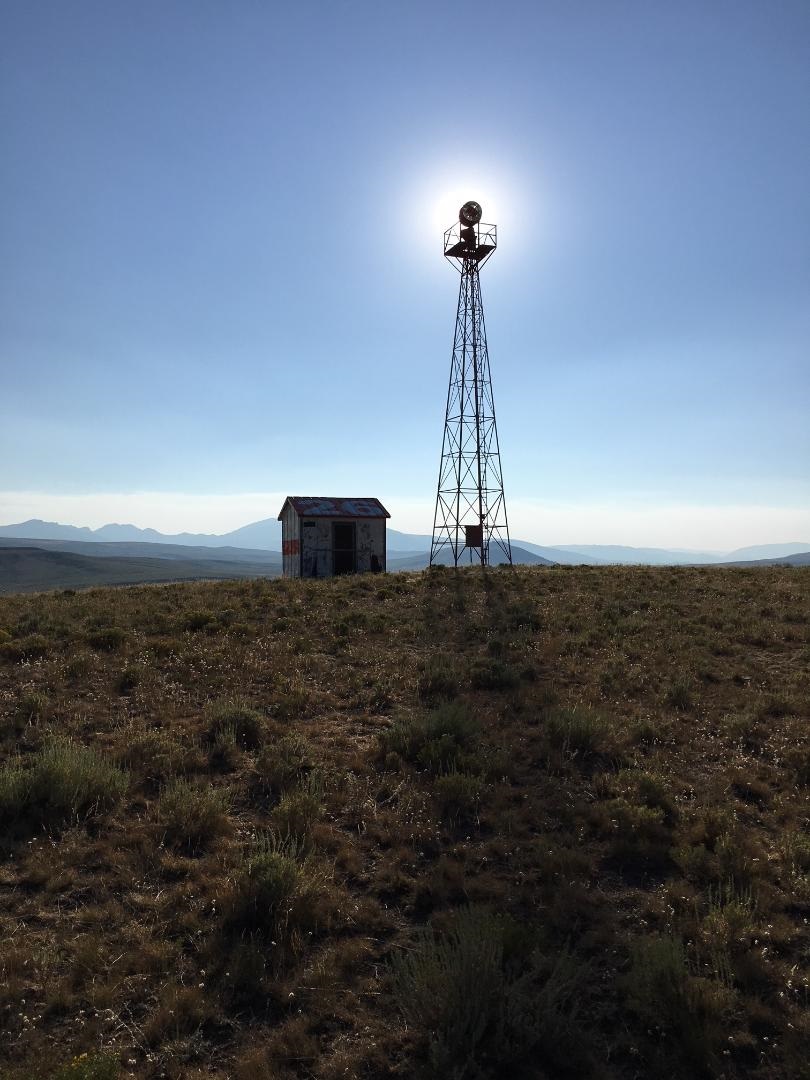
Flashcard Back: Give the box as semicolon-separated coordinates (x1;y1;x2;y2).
0;565;808;1078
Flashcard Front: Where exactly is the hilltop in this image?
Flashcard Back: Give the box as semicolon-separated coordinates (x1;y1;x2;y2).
0;566;808;1079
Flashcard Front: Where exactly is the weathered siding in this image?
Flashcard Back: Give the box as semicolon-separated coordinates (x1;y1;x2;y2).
356;519;386;573
281;503;301;578
281;512;387;579
301;518;331;578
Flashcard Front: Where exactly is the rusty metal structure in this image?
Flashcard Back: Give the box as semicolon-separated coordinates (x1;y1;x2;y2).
277;497;389;578
430;201;512;567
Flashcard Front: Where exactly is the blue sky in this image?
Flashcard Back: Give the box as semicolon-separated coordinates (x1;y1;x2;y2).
2;0;808;547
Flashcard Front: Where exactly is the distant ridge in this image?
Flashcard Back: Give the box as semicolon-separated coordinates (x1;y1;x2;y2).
389;545;555;570
0;546;282;594
1;519;807;568
550;544;724;565
720;551;810;567
0;536;281;564
723;542;810;562
0;518;250;548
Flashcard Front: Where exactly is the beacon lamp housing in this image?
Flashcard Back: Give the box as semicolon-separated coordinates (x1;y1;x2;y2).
459;200;483;226
444;199;495;264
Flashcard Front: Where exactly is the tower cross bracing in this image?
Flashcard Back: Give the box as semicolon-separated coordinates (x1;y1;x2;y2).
430;202;512;567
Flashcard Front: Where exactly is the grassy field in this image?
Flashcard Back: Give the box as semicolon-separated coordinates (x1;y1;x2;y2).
0;566;808;1080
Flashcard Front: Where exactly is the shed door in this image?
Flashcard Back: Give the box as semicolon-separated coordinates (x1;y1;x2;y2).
333;522;356;575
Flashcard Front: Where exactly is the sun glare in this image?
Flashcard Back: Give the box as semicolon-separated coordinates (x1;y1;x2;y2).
428;167;524;235
395;159;538;267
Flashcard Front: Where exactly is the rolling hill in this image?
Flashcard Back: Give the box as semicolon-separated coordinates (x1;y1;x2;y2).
388;544;555;570
0;546;281;594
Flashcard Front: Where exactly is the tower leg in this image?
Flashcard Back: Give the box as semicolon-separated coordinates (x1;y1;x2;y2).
430;257;512;567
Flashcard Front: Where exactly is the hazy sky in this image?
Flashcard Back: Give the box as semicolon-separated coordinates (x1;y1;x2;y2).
2;1;809;547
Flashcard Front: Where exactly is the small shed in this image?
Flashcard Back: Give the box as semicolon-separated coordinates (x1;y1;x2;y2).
277;497;390;579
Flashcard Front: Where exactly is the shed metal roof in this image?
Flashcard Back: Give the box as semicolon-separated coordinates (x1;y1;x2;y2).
277;497;390;520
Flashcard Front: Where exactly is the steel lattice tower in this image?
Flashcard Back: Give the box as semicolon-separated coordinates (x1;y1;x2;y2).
430;201;512;567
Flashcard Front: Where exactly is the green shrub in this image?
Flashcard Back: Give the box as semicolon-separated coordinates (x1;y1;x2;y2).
543;707;610;759
486;636;505;657
504;602;543;632
417;655;459;702
206;698;264;749
781;830;810;874
619;768;678;824
0;739;128;825
272;685;311;722
118;729;182;788
17;691;49;721
273;783;322;839
623;934;688;1023
216;933;273;1008
380;704;479;775
756;694;794;720
86;626;126;652
210;721;241;770
721;710;759;746
622;934;735;1073
254;734;314;795
416;734;466;775
15;611;44;634
606;798;672;871
468;658;518;691
433;770;483;826
390;907;585;1080
0;757;31;821
0;634;50;663
156;778;229;851
699;880;755;957
391;906;501;1079
223;834;332;964
665;678;693;711
181;609;218;632
225;834;302;935
51;1051;120;1080
149;635;182;659
36;739;128;822
65;651;93;680
673;842;716;884
628;717;660;745
714;828;760;888
113;667;139;695
786;744;810;787
143;984;216;1046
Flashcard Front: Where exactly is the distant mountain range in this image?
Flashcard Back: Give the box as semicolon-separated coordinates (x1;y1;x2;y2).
0;517;271;549
0;534;551;588
1;518;808;567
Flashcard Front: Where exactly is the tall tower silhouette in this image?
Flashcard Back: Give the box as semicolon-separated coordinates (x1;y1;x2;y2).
430;201;512;567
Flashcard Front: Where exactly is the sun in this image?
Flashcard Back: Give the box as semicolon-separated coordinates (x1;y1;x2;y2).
386;149;540;269
394;159;530;266
430;177;510;234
